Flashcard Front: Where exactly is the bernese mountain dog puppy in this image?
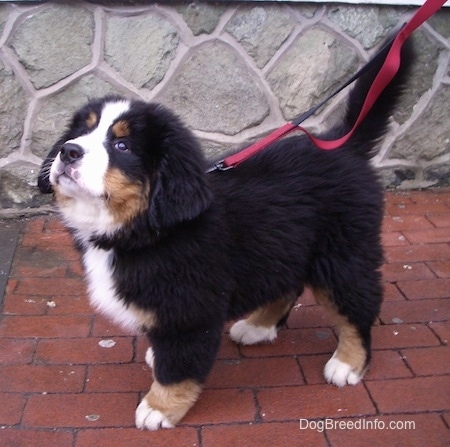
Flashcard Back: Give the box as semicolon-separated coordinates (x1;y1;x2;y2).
38;36;412;430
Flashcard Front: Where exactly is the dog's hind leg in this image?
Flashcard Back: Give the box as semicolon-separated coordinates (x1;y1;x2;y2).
313;286;380;387
229;293;297;345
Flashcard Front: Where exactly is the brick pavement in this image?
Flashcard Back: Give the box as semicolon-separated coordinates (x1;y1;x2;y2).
0;189;449;447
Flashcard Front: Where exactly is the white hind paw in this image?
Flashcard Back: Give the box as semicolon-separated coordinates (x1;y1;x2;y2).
230;319;277;345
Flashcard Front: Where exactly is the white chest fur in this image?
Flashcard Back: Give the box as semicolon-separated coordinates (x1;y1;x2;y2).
82;246;144;332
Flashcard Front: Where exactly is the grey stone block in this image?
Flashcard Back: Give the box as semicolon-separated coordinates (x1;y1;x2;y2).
0;59;28;158
177;2;226;36
10;4;94;89
159;41;269;135
267;28;358;121
391;84;450;162
227;5;293;68
104;13;179;90
0;161;51;209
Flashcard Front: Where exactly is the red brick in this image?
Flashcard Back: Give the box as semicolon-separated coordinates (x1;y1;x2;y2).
15;277;86;296
379;299;450;324
287;305;336;328
86;363;150;392
45;294;93;315
2;294;53;315
0;365;85;392
183;389;256;425
0;393;26;425
364;350;414;381
23;217;46;234
384;192;414;204
239;328;335;358
206;357;304;389
202;422;327;447
382;215;434;232
371;324;440;350
35;337;134;364
23;392;137;428
258;384;376;421
427;213;450;228
326;413;449;447
382;231;410;246
385;244;450;263
0;315;92;338
428;260;450;278
3;293;91;317
12;262;68;279
0;338;36;364
21;230;73;248
76;427;198;447
382;262;435;282
383;283;406;301
385;202;450;216
44;217;67;232
0;428;74;447
429;321;450;344
403;228;450;244
401;346;450;376
217;334;240;359
91;315;133;337
298;354;329;385
366;376;450;413
443;412;450;428
407;189;450;204
397;278;450;300
298;288;317;306
4;278;18;295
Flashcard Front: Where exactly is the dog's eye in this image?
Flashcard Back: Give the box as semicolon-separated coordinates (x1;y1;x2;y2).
114;141;129;152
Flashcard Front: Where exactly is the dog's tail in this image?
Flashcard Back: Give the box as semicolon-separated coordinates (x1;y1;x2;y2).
324;30;414;159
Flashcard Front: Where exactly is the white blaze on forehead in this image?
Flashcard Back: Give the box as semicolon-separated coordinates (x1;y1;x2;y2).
63;100;131;197
68;100;131;151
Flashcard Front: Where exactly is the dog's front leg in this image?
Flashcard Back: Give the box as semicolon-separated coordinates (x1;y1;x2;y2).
135;327;221;430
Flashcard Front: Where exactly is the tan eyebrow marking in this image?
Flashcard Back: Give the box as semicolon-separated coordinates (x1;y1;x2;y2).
86;112;98;128
112;120;130;138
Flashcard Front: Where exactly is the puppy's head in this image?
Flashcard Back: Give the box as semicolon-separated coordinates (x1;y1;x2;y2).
38;97;212;242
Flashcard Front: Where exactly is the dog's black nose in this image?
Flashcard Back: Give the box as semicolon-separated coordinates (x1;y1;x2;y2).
60;143;84;165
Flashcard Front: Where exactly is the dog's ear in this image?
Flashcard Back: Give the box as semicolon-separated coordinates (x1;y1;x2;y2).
146;114;213;230
148;156;213;229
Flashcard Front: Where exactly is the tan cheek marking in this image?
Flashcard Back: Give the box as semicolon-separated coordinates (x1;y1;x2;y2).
104;168;150;224
313;288;367;375
112;120;130;138
86;112;98;128
143;379;202;426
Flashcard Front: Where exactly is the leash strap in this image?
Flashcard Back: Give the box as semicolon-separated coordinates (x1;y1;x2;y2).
208;0;446;173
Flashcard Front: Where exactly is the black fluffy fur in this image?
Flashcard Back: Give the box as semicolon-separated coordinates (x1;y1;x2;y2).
38;36;413;386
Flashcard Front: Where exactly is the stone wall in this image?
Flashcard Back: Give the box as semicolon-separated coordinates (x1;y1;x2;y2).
0;1;449;214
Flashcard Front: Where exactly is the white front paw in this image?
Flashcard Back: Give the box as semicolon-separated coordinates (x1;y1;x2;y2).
324;354;362;387
230;320;277;345
135;400;173;430
145;347;155;369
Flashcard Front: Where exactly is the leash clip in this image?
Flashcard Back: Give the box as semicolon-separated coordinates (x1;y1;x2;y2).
205;160;234;173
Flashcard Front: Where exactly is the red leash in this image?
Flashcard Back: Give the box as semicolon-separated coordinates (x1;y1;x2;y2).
208;0;446;173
